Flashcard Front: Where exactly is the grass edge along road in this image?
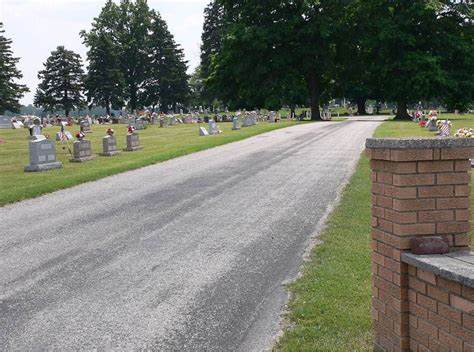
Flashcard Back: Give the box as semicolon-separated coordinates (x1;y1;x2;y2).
276;113;474;351
275;155;374;352
0;121;307;206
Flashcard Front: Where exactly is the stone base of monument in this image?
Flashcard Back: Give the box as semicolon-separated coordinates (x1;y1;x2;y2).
232;126;241;130
70;155;96;163
123;146;143;152
24;161;62;172
99;150;120;157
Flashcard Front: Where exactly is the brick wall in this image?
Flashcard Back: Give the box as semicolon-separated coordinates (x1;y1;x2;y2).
366;139;474;351
408;266;474;351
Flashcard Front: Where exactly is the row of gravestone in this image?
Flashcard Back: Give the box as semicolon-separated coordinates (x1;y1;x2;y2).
24;131;143;172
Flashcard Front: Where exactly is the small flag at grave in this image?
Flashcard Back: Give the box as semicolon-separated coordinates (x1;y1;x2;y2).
440;119;450;137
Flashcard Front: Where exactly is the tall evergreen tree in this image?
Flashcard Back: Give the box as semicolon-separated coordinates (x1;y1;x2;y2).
141;11;190;112
82;31;125;115
34;46;85;117
200;1;226;105
0;22;29;114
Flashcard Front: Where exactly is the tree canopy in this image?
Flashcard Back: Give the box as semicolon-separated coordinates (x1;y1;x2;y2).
34;46;85;117
201;0;474;118
0;22;29;114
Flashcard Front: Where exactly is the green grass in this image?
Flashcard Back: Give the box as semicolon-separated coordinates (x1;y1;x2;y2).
0;120;305;206
276;112;474;351
276;157;373;351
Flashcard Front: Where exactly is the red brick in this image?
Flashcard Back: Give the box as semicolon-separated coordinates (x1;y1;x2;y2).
393;273;408;287
450;322;474;342
384;209;417;224
409;277;427;294
428;339;450;352
378;242;394;258
373;297;386;314
427;285;450;304
418;185;454;198
438;302;462;324
408;265;417;277
437;222;471;234
454;234;471;247
437;197;470;210
428;310;450;330
393;223;435;236
455;209;471;221
378;219;393;233
391;149;434;162
437;276;461;295
372;183;384;195
410;302;428;319
419;210;454;223
463;312;474;330
410;326;430;349
370;159;385;171
372;206;385;218
462;285;474;300
385;161;417;174
373;252;385;266
384;185;417;199
434;149;441;160
455;160;472;171
377;171;393;185
378;265;394;282
419;318;439;339
385;235;412;250
451;294;474;313
393;174;435;186
372;172;377;182
417;293;438;311
418;160;454;173
371;216;379;227
455;184;471;197
393;199;435;211
438;329;463;350
440;147;474;160
464;341;474;352
377;195;393;208
437;172;470;185
372;148;391;160
417;269;437;285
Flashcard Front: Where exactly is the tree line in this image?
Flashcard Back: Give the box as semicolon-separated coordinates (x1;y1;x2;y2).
196;0;473;120
0;0;190;117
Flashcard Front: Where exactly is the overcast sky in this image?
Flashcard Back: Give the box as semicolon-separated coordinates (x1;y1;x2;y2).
0;0;209;105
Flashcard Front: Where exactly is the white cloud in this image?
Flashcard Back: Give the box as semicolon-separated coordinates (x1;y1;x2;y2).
0;0;209;105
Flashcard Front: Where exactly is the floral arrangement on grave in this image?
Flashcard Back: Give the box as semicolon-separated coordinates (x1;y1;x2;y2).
76;131;85;141
454;128;474;138
419;120;427;127
106;128;115;136
127;126;136;134
436;120;452;129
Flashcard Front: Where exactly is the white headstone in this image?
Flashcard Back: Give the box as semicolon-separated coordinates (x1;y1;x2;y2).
199;127;209;136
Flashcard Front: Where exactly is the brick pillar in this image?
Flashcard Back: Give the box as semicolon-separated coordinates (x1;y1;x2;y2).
366;138;474;352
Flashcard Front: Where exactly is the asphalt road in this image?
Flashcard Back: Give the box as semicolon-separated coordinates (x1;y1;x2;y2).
0;120;381;351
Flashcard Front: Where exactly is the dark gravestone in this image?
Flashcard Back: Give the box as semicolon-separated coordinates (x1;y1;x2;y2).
123;133;143;152
70;140;95;162
99;135;120;156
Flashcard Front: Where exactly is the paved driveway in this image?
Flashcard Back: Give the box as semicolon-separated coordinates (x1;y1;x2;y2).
0;120;380;351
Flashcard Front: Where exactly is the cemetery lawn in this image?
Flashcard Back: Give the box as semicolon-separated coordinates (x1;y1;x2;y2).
277;113;474;351
0;121;305;206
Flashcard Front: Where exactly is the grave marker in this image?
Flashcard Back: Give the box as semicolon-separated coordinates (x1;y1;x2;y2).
0;115;11;129
99;129;120;156
24;137;63;172
70;132;95;162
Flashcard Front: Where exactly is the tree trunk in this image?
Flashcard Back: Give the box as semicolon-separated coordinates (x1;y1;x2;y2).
394;101;411;120
308;70;322;121
106;100;111;116
290;105;296;119
356;98;367;115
